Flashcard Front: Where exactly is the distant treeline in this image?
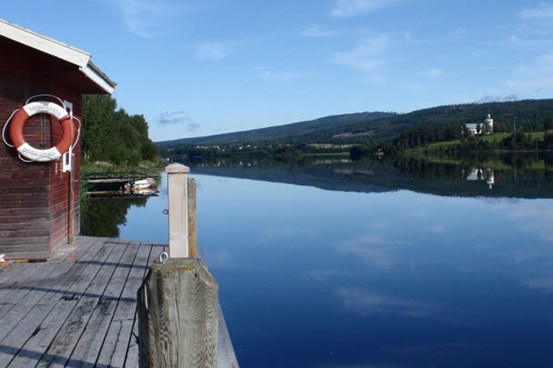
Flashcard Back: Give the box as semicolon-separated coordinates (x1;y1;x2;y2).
82;95;158;165
350;109;553;158
157;99;553;160
393;113;553;149
157;112;393;147
161;142;348;161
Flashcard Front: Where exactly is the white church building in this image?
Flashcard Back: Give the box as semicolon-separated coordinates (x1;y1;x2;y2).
466;114;494;135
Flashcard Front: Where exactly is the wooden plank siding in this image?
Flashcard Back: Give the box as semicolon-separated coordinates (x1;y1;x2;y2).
0;236;239;368
0;36;83;259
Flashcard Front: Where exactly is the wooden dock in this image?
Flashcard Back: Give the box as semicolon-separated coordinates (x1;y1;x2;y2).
0;236;238;368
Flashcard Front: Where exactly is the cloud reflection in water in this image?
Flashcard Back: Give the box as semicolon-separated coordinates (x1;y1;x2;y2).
337;288;441;319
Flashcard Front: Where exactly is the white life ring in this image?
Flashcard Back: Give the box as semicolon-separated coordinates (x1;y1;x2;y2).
8;101;75;162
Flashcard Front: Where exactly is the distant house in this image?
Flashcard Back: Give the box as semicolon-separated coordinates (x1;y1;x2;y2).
466;114;494;135
0;19;115;259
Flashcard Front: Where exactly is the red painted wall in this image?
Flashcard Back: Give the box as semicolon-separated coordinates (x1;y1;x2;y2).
0;37;84;259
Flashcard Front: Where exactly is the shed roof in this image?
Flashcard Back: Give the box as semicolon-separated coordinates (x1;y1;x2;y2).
0;18;116;94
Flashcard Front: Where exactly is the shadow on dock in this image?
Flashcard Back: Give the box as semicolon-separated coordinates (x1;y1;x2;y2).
0;236;238;368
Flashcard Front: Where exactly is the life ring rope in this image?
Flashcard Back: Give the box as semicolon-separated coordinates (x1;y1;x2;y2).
70;116;81;151
25;94;66;108
1;109;18;148
2;95;80;162
17;152;34;163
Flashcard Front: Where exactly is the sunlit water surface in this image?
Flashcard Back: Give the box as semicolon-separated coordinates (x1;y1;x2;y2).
113;172;553;368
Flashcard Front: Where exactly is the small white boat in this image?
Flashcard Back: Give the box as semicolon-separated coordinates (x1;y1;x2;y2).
131;178;157;190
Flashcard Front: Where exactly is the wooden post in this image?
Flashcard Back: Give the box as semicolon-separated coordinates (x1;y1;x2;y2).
166;163;190;258
188;178;197;258
138;258;219;368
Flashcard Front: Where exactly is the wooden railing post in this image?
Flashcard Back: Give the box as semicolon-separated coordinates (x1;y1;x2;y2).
166;163;190;258
187;177;197;258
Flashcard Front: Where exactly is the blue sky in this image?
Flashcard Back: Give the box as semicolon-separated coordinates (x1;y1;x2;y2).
3;0;553;141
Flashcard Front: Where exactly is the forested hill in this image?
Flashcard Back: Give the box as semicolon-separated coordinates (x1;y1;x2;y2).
157;112;394;146
157;99;553;148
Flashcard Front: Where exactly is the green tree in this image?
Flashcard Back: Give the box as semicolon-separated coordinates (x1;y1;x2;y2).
81;95;158;164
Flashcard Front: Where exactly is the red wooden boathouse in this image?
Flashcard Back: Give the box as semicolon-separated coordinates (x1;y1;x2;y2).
0;19;116;259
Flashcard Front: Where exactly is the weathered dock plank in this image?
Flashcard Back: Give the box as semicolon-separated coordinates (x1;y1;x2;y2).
69;240;141;367
0;241;103;341
0;260;59;314
123;243;163;368
36;239;129;368
96;242;155;367
0;262;49;316
1;238;115;368
0;237;238;368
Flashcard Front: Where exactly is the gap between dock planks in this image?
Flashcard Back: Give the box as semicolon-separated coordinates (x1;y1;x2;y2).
0;236;239;368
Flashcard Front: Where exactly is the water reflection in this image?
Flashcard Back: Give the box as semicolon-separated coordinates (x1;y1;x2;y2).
80;155;553;367
337;288;442;319
464;168;495;188
183;152;553;198
190;175;553;367
80;196;148;237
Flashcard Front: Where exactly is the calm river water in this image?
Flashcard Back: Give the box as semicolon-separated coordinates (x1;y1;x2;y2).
82;156;553;367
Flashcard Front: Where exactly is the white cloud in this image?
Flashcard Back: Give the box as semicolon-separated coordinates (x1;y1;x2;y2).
511;3;553;52
418;68;444;79
302;24;343;37
506;51;553;96
333;33;403;72
331;0;405;18
117;0;168;38
518;3;553;20
536;50;553;64
451;26;468;37
256;66;314;82
508;35;553;49
195;41;235;60
334;34;384;70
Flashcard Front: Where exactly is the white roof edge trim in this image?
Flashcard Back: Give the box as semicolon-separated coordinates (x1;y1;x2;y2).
0;18;90;67
81;65;116;94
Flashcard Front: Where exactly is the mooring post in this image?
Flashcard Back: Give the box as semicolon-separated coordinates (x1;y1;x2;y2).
138;166;219;367
166;163;190;258
138;258;219;368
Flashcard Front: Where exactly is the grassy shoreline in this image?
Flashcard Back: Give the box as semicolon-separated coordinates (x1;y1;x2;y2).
80;158;166;178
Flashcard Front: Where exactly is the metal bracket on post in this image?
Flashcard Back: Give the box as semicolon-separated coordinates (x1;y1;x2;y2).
166;163;190;258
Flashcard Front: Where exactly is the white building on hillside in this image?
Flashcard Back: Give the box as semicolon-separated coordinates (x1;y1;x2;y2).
466;114;494;135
